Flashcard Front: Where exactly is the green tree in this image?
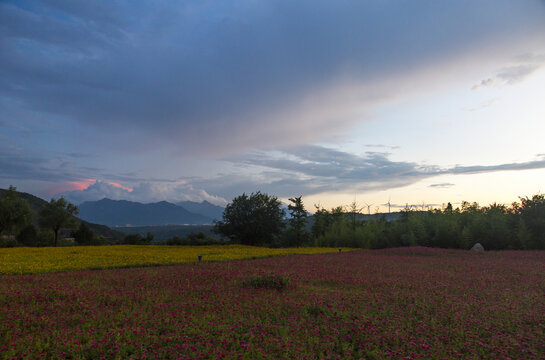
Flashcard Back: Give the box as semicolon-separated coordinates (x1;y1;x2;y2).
517;194;545;249
287;196;309;246
121;232;153;245
39;197;79;247
0;186;33;237
330;206;345;224
347;200;363;231
213;192;285;246
311;205;331;239
16;224;38;246
37;230;55;247
73;222;95;245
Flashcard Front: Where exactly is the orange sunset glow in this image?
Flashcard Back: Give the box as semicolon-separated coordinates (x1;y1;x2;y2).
107;181;134;193
64;179;97;192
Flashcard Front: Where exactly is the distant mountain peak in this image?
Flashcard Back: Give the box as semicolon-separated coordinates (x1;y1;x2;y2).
78;199;213;227
176;200;225;221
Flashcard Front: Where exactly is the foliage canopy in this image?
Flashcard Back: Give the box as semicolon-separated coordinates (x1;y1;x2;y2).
287;196;309;246
214;192;285;246
0;186;33;236
39;197;79;247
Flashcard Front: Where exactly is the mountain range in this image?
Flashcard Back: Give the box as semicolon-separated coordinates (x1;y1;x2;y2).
78;198;225;227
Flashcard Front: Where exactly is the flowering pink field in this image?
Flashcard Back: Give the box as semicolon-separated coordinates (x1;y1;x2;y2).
1;247;544;359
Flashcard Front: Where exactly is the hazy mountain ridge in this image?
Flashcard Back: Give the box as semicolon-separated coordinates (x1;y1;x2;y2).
78;198;215;227
175;200;224;221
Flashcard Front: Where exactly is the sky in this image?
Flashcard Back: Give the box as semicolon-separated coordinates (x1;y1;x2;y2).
1;0;545;212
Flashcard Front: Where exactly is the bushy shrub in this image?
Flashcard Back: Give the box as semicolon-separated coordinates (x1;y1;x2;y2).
93;235;108;245
0;236;17;248
242;274;289;291
304;305;326;318
164;232;226;246
73;222;94;245
36;230;55;247
121;232;154;245
57;237;76;246
16;224;38;246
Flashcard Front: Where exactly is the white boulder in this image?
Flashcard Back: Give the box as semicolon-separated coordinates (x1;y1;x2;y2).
470;243;484;252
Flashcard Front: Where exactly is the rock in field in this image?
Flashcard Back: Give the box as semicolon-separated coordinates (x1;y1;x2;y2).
470;243;484;252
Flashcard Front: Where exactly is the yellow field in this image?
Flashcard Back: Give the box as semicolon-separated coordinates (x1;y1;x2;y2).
0;245;352;274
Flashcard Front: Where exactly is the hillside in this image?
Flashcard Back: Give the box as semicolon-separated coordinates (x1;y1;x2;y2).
79;198;213;227
0;188;124;241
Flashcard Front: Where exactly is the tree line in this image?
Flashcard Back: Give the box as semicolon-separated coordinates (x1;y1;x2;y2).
2;185;544;249
213;192;545;250
0;186;106;247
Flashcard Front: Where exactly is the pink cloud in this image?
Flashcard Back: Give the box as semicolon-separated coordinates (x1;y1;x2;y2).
108;181;133;192
47;179;96;197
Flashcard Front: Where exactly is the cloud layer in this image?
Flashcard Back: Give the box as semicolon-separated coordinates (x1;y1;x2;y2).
60;180;227;206
2;1;545;205
214;147;545;198
56;147;545;204
2;1;545;154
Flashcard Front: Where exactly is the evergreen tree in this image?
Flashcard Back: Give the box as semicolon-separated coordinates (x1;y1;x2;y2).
287;196;309;246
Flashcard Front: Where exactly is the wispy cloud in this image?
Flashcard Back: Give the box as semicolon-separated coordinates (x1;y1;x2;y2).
207;148;545;199
5;140;545;204
429;183;455;189
465;98;498;112
365;144;400;150
447;155;545;175
473;53;545;89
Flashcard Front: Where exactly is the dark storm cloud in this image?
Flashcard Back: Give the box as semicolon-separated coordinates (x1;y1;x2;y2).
2;1;545;153
238;146;432;181
219;146;431;198
0;143;154;186
0;144;79;182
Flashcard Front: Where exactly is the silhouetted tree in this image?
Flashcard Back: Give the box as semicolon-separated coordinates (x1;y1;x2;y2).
39;197;79;247
517;194;545;249
0;186;33;237
348;200;363;231
311;205;331;239
214;192;285;246
287;196;309;246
